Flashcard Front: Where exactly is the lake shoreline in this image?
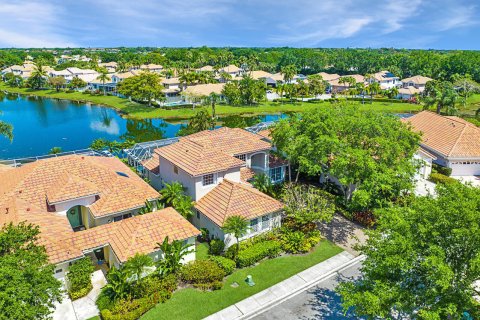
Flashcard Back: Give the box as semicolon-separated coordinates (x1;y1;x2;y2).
0;82;424;120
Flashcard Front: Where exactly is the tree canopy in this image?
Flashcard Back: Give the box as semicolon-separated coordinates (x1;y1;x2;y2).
338;183;480;319
117;71;164;106
0;222;63;320
271;105;420;212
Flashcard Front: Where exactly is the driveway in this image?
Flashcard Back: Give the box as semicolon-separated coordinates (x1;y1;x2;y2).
252;258;364;320
318;214;367;256
53;269;107;320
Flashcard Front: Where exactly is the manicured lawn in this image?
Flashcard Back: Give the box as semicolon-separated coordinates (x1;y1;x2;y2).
142;240;342;320
2;83;422;120
195;242;209;260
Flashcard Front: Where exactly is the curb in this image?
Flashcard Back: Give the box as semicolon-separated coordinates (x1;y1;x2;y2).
238;254;366;320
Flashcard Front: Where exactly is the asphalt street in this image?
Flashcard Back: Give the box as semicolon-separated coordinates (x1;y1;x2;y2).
252;259;363;320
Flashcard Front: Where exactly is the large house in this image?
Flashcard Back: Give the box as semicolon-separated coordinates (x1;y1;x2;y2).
404;111;480;176
0;155;199;279
369;70;401;90
401;75;432;91
141;127;287;246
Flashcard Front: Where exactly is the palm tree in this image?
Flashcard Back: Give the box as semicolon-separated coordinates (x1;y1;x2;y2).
222;215;249;259
155;236;193;275
389;86;399;99
281;65;297;84
356;82;366;104
160;181;185;206
96;68;109;95
368;82;381;104
104;267;131;301
173;195;193;219
29;64;48;89
123;253;153;281
208;92;219;122
252;173;274;196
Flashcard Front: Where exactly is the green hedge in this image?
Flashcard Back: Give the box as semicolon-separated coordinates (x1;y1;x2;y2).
432;163;452;176
429;173;457;185
208;239;225;255
66;257;94;300
180;260;225;290
208;256;236;275
237;240;282;268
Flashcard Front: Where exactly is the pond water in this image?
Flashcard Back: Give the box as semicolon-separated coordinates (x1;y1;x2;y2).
0;93;284;159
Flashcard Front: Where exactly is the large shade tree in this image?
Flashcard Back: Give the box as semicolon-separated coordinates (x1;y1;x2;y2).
338;183;480;319
271;105;420;212
0;223;63;320
422;80;458;114
117;71;164;106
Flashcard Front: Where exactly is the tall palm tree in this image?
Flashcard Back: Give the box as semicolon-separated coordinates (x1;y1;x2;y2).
29;64;48;89
155;236;193;275
160;181;185;206
96;68;109;95
222;215;249;260
368;82;381;104
281;65;297;84
208;92;219;121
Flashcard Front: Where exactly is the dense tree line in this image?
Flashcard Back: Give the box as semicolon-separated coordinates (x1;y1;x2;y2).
2;47;480;82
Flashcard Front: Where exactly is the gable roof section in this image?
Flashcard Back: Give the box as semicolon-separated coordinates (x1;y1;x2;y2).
194;179;283;227
401;75;432;85
404;111;480;158
155;139;245;176
187;127;271;156
0;155;159;218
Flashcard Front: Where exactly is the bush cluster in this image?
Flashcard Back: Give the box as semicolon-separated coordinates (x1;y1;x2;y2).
208;239;225;255
429;173;457;185
280;229;321;254
100;291;170;320
208;256;236;275
180;260;225;290
236;240;282;268
66;257;94;300
432;163;452;176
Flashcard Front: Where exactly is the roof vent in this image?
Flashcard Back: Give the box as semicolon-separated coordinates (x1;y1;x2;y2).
26;208;30;211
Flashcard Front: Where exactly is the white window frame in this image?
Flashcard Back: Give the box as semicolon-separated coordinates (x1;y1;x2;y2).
202;173;215;186
250;218;259;233
269;167;282;182
261;215;270;230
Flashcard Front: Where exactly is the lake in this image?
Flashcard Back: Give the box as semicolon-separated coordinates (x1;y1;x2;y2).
0;93;283;159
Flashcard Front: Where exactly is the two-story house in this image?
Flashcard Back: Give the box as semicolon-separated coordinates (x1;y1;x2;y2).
369;70;401;90
401;75;432;91
145;127;286;246
0;155;199;280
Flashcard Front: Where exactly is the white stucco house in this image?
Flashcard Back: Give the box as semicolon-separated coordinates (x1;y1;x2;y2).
404;111;480;177
369;70;401;90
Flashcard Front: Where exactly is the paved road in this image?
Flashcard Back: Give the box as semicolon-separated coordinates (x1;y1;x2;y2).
252;259;363;320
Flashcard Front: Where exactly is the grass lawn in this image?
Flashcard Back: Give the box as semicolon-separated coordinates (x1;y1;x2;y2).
195;242;209;260
86;317;100;320
2;82;422;120
142;240;342;320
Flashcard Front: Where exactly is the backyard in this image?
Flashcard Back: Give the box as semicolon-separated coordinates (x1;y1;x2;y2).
1;82;424;120
141;240;342;320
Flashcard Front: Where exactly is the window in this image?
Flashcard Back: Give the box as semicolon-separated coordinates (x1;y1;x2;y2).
269;167;282;182
262;215;270;230
55;269;62;274
173;165;178;174
113;215;123;222
250;218;258;233
202;173;215;186
123;213;132;219
196;210;200;219
235;154;246;161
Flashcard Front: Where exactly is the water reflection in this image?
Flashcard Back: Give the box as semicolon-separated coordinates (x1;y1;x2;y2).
120;119;167;143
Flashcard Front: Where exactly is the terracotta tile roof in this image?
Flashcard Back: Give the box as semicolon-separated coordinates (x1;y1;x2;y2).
142;153;160;175
69;207;199;263
249;70;273;80
194;179;283;227
0;155;160;217
401;75;432;85
155;139;245;176
240;167;256;184
256;129;272;140
316;72;340;81
398;87;421;95
183;83;225;97
404;111;480;158
187;127;271;156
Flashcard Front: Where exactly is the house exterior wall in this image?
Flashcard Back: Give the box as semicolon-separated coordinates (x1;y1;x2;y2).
53;196;97;215
92;208;139;227
193;210;282;248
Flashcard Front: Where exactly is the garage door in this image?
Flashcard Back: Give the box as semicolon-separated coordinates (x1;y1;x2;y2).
450;163;480;176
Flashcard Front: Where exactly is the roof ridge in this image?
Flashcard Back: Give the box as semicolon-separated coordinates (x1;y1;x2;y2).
448;124;469;157
221;180;236;225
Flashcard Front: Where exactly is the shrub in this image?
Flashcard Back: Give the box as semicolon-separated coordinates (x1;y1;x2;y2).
353;211;376;227
96;288;115;311
209;239;225;255
280;230;306;253
180;260;225;290
100;291;170;320
236;240;282;268
429;173;457;185
209;256;236;275
224;231;279;259
432;163;452;176
66;257;94;300
131;274;177;299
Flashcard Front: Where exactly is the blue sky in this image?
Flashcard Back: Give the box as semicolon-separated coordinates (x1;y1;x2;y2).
0;0;478;49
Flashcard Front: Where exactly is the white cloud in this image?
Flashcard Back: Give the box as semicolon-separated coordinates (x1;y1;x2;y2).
0;1;77;47
436;4;477;31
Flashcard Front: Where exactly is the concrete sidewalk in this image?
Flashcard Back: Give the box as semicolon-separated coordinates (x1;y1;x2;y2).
205;251;362;320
